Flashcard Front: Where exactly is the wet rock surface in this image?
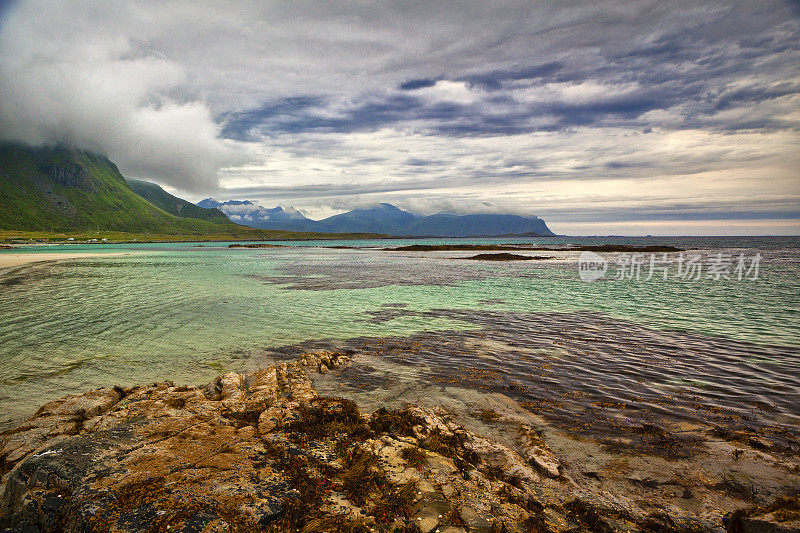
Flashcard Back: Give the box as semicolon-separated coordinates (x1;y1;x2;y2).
461;253;548;261
724;495;800;533
0;353;797;532
228;244;286;248
384;244;683;252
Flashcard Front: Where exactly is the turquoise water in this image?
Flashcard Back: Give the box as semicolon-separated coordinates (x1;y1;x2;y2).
1;236;798;429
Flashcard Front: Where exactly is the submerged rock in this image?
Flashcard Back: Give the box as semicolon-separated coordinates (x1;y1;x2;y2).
227;243;285;248
724;495;800;533
386;244;683;252
0;352;770;532
461;253;548;261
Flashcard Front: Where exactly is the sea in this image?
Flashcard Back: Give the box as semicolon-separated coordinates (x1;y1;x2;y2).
1;236;798;444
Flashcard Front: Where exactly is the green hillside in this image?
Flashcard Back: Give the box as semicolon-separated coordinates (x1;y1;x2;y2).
125;177;231;224
0;143;223;233
0;143;389;241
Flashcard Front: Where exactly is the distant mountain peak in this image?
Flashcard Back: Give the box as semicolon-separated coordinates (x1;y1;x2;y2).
281;206;307;220
193;197;553;236
350;203;416;216
197;199;310;227
197;198;221;209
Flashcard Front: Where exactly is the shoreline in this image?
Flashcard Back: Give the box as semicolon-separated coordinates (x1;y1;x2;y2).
1;352;797;532
0;252;143;271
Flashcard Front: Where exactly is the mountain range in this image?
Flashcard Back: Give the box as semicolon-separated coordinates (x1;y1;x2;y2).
0;142;554;238
198;199;555;237
0;143;378;239
197;199;317;230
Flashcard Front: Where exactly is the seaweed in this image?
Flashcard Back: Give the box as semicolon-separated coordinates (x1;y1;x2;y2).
400;446;428;469
369;407;425;437
478;409;502;422
286;397;365;442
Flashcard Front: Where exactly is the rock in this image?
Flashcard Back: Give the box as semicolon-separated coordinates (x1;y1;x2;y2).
734;515;800;533
44;163;95;190
33;387;123;419
519;427;560;478
465;435;540;485
0;357;549;532
418;516;440;533
227;243;285;248
748;437;773;450
0;354;742;533
724;495;800;533
202;371;243;401
459;504;493;532
565;491;649;532
543;507;577;532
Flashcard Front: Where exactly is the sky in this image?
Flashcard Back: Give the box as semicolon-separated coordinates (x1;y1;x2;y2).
0;1;798;235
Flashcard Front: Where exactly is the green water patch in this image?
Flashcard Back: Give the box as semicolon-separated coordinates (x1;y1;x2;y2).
0;238;798;430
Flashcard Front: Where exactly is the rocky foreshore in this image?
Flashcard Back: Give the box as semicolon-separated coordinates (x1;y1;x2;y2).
1;353;797;533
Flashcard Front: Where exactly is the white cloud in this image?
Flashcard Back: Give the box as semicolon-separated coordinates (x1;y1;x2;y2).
0;0;248;191
0;0;798;234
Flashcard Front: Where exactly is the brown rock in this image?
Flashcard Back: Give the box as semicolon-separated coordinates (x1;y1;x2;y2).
0;355;727;533
725;495;800;533
519;427;560;478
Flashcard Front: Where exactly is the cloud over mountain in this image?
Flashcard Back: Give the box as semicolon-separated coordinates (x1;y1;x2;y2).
0;0;798;234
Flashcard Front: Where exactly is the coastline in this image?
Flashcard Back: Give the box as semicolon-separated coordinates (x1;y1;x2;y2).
0;252;142;271
1;352;797;532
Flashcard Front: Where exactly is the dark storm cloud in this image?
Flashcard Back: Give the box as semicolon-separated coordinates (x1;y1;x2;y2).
220;6;800;140
219;76;776;139
399;78;437;91
220;90;654;139
459;62;564;90
1;0;798;232
0;0;16;21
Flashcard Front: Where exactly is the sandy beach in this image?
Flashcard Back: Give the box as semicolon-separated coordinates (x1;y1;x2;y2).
0;252;140;270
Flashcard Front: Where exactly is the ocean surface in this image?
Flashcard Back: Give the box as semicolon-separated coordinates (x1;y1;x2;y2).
1;236;798;441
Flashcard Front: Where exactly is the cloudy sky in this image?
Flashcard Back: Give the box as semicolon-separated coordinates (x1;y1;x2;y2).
1;1;798;235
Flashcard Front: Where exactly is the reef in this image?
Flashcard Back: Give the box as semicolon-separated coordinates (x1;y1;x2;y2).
461;253;548;261
0;353;796;532
228;244;286;248
386;244;683;253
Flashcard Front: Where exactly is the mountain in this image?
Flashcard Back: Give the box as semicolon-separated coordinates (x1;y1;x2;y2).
202;199;555;237
0;143;374;239
316;206;555;236
196;199;318;230
317;203;419;234
126;179;231;224
401;213;554;237
0;143;227;232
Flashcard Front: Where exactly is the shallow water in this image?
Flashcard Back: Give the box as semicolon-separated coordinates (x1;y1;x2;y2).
0;236;798;434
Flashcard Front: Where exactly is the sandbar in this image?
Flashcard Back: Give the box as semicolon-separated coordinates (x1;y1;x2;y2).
0;252;140;270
